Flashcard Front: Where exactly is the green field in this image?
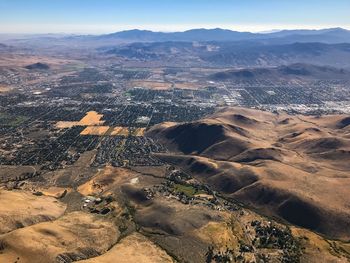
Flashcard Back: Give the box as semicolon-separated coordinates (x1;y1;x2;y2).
173;184;206;197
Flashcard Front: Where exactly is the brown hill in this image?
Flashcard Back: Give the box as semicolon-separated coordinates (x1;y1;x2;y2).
209;64;350;82
0;212;119;263
0;190;66;234
24;62;50;70
147;107;350;240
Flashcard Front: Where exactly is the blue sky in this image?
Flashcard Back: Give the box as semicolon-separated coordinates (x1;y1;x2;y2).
0;0;350;34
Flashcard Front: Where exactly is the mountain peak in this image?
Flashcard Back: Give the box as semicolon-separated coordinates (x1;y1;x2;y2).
89;27;350;44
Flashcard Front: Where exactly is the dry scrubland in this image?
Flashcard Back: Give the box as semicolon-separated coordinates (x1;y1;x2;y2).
0;108;349;262
0;167;176;263
0;190;66;234
0;211;119;263
77;233;174;263
0;54;76;68
147;107;350;241
0;162;349;262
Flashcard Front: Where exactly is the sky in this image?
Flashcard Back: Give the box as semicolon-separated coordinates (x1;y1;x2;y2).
0;0;350;34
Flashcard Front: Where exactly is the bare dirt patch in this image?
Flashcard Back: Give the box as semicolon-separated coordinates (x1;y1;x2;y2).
79;111;105;126
134;128;146;136
174;82;202;90
131;80;172;90
0;85;12;93
80;126;110;136
110;127;129;136
39;186;72;198
55;121;81;129
55;111;105;129
77;166;142;196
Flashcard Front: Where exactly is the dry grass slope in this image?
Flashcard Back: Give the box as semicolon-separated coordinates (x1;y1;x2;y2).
0;190;66;234
147;107;350;240
0;212;119;263
77;233;174;263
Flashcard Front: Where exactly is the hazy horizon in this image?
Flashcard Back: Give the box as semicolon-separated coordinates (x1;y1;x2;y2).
1;0;350;34
0;26;349;36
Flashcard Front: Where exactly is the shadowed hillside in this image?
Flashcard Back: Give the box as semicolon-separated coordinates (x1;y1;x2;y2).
210;63;350;82
147;107;350;240
24;62;50;70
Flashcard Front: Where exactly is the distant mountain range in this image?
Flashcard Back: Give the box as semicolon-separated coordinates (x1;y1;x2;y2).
95;27;350;44
98;28;255;42
3;28;350;68
4;28;350;50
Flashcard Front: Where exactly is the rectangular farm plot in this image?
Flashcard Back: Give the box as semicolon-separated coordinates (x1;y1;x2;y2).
0;85;12;93
55;121;80;129
110;127;145;137
110;127;130;136
55;111;105;129
133;128;145;136
174;82;202;90
131;81;172;90
80;126;110;136
78;111;105;126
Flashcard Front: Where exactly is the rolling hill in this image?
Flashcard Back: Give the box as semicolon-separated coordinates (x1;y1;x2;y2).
24;62;50;70
209;63;350;81
147;107;350;241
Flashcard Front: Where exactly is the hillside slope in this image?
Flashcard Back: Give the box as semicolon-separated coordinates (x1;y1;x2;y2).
210;63;350;82
147;107;350;240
